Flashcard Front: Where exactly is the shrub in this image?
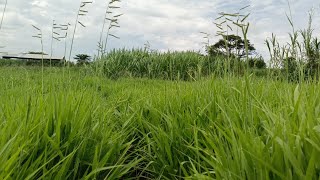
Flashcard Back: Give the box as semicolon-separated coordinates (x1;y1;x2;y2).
249;57;266;69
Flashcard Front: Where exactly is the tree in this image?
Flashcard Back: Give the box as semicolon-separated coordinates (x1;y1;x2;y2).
74;54;92;65
207;34;256;58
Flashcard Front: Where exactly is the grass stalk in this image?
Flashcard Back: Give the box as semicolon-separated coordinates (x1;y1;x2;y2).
68;1;93;62
0;0;7;32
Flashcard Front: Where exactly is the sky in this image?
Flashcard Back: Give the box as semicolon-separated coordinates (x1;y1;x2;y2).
0;0;319;60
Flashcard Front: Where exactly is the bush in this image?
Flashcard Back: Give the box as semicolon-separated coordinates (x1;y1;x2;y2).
0;59;74;67
249;57;266;69
0;59;26;66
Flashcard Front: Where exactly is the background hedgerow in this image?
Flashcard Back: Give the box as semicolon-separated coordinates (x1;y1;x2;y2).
96;48;253;80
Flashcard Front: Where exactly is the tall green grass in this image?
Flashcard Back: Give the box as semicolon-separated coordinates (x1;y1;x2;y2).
96;48;250;80
266;6;320;82
1;66;320;179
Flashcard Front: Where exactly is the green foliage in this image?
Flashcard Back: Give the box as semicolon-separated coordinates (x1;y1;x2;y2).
304;37;320;77
282;57;299;82
300;12;320;77
208;35;256;58
206;44;225;57
74;54;92;65
95;48;252;80
97;49;215;80
266;9;320;81
248;56;267;69
0;59;26;66
0;59;68;67
1;67;320;179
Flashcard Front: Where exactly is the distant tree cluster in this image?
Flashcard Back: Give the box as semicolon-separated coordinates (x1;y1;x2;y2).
207;35;256;59
206;34;266;69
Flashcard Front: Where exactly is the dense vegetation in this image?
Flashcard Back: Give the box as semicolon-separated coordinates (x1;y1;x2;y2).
1;66;320;179
95;47;268;81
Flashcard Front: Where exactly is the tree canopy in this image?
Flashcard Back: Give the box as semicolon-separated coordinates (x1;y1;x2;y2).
207;34;256;58
74;54;92;65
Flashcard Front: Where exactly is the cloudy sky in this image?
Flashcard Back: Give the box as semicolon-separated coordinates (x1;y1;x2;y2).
0;0;319;60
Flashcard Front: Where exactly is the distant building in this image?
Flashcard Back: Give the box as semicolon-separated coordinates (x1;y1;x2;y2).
2;53;64;62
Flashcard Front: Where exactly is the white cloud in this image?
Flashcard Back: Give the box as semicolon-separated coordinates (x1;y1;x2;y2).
31;1;48;8
0;0;319;60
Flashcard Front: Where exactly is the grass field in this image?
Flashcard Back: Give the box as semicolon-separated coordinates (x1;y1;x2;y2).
0;66;320;179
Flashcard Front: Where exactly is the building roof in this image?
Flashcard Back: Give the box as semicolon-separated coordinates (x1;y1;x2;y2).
2;53;63;61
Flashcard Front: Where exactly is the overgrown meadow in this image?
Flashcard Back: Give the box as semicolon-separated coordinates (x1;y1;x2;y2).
1;66;320;179
1;1;320;180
